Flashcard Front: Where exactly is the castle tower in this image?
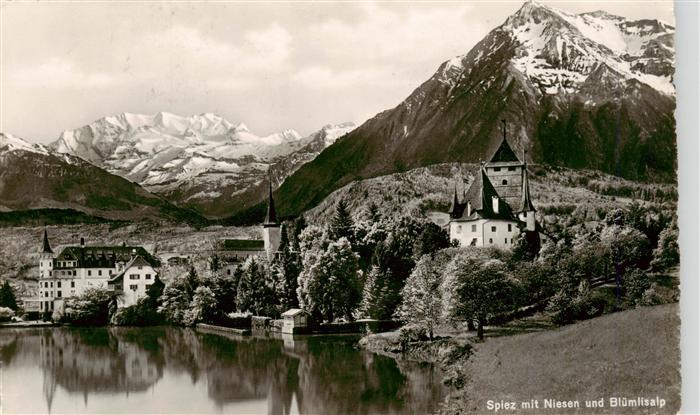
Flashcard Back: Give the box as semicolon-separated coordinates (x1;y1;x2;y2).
39;227;54;279
485;120;524;210
263;176;281;260
518;150;537;231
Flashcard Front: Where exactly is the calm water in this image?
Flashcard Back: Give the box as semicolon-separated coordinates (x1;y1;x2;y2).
0;327;445;414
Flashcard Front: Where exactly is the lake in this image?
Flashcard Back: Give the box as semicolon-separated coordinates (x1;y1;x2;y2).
0;327;446;414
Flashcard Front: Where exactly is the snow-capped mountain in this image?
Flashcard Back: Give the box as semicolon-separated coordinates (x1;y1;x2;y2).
0;133;202;223
52;112;355;217
272;1;676;218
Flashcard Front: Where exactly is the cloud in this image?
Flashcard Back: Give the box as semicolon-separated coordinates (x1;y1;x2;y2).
7;58;125;89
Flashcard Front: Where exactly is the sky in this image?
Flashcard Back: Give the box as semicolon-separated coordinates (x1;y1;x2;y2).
0;1;674;144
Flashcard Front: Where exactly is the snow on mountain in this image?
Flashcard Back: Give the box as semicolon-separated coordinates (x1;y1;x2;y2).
0;133;50;156
470;1;675;96
50;113;356;217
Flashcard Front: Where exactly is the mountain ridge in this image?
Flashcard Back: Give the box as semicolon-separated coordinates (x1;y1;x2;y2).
267;1;676;219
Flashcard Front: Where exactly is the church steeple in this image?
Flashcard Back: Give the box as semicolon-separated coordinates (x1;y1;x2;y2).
448;184;460;217
42;226;53;254
264;174;278;227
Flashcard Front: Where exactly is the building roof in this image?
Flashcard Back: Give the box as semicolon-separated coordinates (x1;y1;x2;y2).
281;308;308;317
222;239;265;251
263;175;278;226
520;165;536;212
42;227;53;254
54;245;160;269
108;255;156;284
454;167;515;221
489;137;520;163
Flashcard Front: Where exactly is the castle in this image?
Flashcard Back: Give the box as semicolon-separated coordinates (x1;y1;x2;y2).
448;122;538;249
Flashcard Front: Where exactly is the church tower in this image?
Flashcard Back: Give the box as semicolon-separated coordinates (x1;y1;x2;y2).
39;226;54;279
263;176;281;260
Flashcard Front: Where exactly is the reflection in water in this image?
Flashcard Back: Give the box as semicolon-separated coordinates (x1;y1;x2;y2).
0;328;445;414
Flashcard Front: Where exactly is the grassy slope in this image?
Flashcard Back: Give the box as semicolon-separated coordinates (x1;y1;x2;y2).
303;163;677;227
447;304;680;414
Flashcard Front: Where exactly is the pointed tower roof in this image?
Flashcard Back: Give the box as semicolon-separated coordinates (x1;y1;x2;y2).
42;227;53;254
489;120;520;163
459;165;513;220
448;184;460;215
264;174;278;226
521;152;536;212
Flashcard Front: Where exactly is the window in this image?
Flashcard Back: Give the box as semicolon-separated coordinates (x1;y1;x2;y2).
457;225;462;232
138;266;143;270
505;238;508;244
494;167;501;172
508;166;516;171
71;281;75;288
145;274;152;280
491;226;497;232
130;284;138;291
510;238;513;244
227;269;231;275
50;282;53;288
502;179;508;185
130;274;139;280
146;284;152;289
45;292;49;298
49;271;52;277
508;224;512;232
44;282;49;288
471;224;477;232
489;238;493;244
88;270;92;276
98;270;102;276
57;291;62;298
57;282;61;288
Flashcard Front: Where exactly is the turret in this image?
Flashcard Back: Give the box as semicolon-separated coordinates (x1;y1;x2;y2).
263;174;281;259
518;150;536;231
39;226;54;279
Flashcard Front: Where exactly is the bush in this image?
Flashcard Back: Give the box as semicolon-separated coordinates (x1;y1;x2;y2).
398;325;428;352
111;298;163;326
62;288;114;326
623;269;652;307
0;307;15;322
547;281;600;325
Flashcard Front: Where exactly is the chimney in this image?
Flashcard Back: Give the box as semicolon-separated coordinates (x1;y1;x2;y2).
466;201;472;217
492;196;500;214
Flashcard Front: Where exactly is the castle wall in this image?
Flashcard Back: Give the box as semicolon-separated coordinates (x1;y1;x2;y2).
450;218;520;249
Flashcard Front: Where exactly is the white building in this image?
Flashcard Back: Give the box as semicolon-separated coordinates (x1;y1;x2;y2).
448;123;539;249
107;255;160;308
37;231;160;316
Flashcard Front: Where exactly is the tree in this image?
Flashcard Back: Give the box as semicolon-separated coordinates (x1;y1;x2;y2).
306;238;361;322
272;225;302;311
360;266;392;319
0;281;18;311
329;199;354;242
623;268;652;307
159;276;194;325
184;286;218;325
600;224;649;279
395;255;445;340
236;257;276;316
442;252;517;339
651;221;679;271
413;223;450;259
146;275;165;306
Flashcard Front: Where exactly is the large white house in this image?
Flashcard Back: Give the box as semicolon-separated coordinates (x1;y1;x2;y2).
38;231;160;316
448;124;539;249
